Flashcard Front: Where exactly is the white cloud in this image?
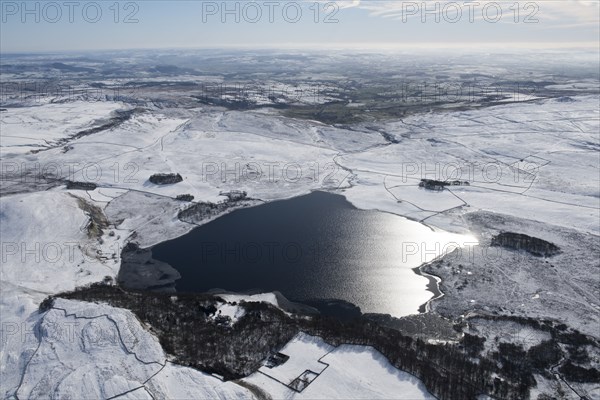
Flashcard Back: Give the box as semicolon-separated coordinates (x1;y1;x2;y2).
331;0;600;27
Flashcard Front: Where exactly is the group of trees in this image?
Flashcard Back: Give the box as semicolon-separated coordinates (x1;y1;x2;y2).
44;283;599;399
175;194;194;202
490;232;561;257
149;173;183;185
177;195;255;224
559;361;600;383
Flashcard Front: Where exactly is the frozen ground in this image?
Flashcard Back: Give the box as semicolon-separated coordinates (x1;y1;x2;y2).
1;74;598;398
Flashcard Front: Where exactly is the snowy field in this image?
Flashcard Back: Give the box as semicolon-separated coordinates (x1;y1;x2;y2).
3;96;597;236
0;102;123;155
244;332;436;399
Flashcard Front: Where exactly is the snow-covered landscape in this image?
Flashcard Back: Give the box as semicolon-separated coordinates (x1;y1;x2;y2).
1;48;599;399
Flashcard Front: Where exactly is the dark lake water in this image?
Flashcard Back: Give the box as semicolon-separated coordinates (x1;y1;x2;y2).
150;191;470;317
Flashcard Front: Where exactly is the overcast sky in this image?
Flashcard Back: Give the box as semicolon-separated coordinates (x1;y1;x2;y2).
1;0;599;52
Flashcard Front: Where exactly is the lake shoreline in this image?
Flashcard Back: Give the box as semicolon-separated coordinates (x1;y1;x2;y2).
413;263;444;314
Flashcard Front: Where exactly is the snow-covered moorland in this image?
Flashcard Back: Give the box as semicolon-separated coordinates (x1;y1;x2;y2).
1;51;599;398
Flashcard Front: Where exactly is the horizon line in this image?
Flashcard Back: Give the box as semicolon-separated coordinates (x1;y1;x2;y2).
2;41;599;55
